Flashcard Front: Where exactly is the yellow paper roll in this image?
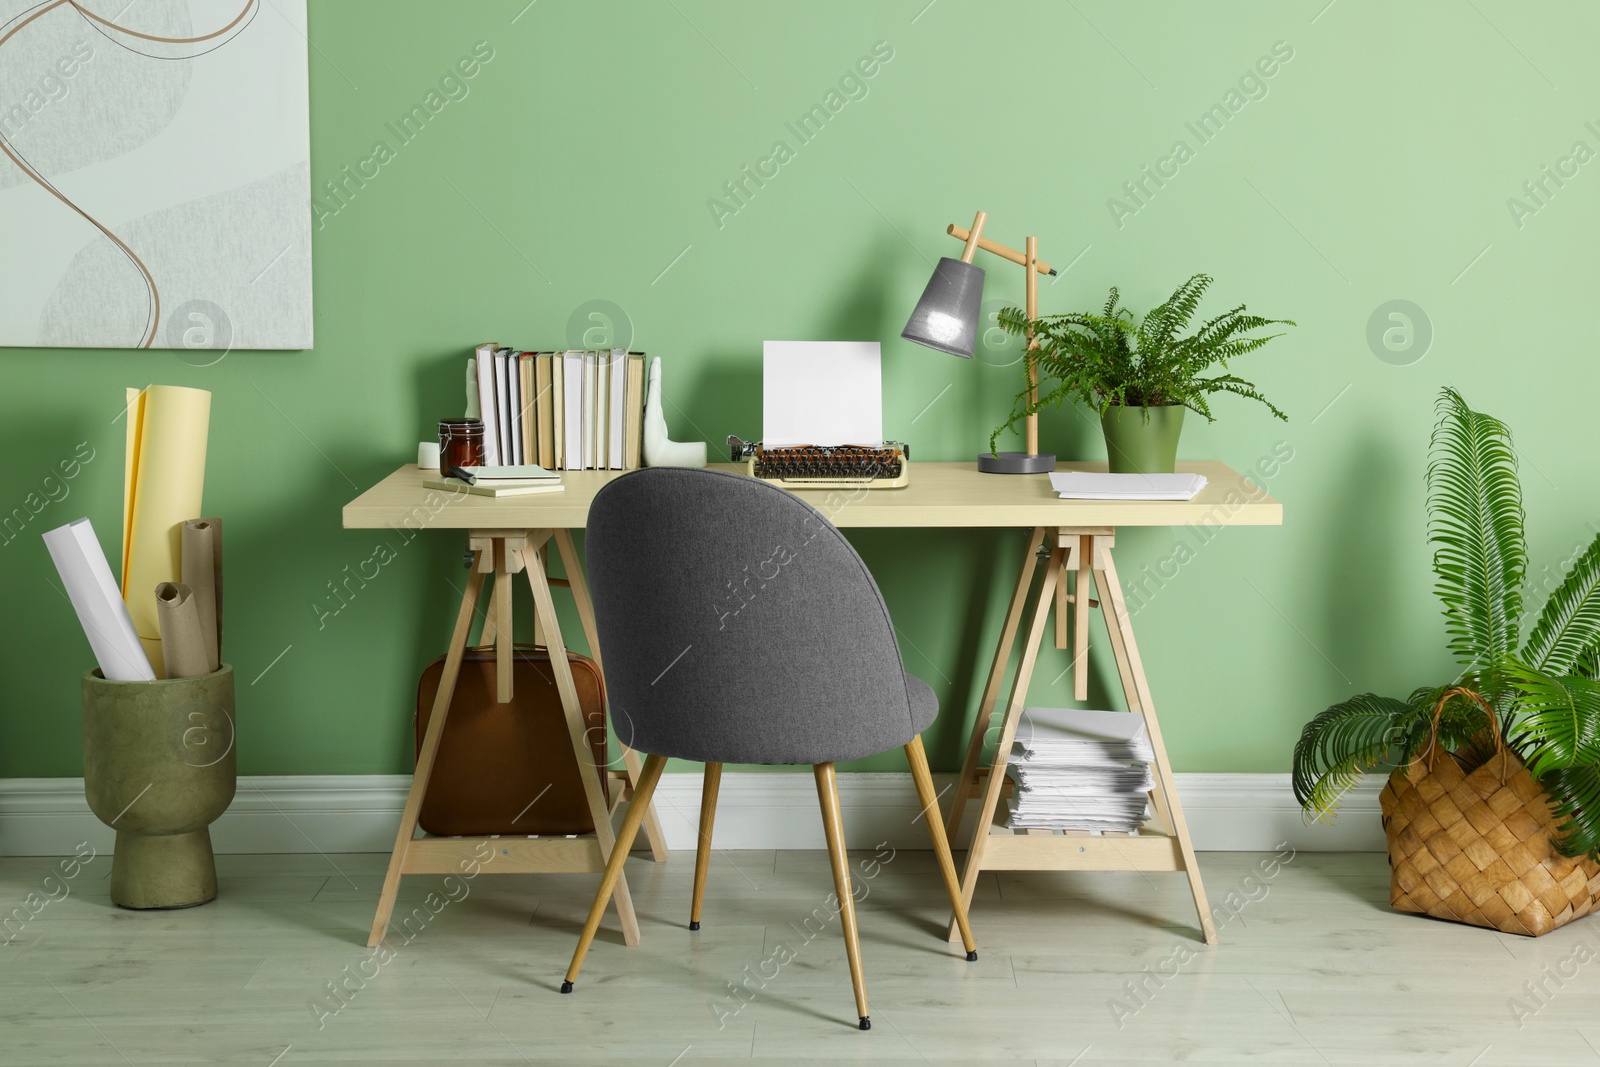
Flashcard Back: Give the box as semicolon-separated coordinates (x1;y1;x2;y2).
122;385;210;678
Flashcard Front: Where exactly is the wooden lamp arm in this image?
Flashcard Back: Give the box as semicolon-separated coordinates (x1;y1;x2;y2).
947;222;1057;276
959;211;988;263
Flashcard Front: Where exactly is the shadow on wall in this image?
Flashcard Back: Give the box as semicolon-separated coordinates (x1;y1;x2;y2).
679;352;756;452
413;352;469;446
1036;401;1099;469
846;526;1012;768
0;410;109;775
818;236;898;343
1319;428;1406;693
674;232;916;451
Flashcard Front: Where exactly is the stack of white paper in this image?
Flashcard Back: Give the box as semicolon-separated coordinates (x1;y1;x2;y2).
1005;707;1153;832
762;341;883;447
1011;705;1154;763
1050;472;1207;501
43;518;156;682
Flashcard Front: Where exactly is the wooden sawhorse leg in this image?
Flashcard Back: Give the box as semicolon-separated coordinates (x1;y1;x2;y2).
946;526;1216;946
945;526;1047;848
948;540;1063;938
553;529;669;862
367;548;488;947
367;528;659;949
1092;535;1215;943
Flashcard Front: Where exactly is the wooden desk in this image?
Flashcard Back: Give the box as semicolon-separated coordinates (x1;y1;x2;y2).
344;460;1281;946
346;460;1280;530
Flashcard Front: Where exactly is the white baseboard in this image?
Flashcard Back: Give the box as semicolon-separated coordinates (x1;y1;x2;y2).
0;772;1386;858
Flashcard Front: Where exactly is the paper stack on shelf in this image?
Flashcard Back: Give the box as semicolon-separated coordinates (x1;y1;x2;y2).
1005;707;1154;832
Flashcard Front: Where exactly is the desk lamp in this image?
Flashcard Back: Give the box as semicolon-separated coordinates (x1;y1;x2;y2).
901;210;1058;475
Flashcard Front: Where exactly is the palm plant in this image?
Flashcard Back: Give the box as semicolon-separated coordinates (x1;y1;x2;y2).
1293;388;1600;858
991;273;1293;453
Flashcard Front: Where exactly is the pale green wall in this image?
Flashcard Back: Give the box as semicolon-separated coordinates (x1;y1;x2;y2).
5;0;1592;778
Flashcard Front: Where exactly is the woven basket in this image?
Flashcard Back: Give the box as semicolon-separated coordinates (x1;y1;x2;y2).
1380;688;1600;936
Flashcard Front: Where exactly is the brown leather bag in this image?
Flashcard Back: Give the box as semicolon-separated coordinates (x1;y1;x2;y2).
415;644;610;836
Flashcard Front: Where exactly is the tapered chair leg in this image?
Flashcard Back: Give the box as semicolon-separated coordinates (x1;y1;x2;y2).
561;752;667;993
905;735;977;960
690;762;722;930
814;763;871;1030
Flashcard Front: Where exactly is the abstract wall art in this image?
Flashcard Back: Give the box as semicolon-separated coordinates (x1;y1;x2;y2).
0;0;311;351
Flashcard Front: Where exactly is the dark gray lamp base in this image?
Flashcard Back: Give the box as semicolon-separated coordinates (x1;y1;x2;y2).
977;451;1056;475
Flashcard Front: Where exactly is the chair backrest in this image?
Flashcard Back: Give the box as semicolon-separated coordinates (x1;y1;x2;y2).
585;468;917;765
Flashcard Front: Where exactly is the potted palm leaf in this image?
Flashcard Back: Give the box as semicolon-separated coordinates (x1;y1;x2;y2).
995;274;1293;473
1294;388;1600;935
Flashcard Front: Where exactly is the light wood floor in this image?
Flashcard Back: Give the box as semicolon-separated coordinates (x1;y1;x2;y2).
3;848;1598;1065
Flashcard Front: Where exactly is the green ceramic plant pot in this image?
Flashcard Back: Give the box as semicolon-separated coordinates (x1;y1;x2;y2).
82;665;236;909
1100;404;1186;474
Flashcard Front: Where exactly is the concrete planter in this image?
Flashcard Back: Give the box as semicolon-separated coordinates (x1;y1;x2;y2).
82;665;236;909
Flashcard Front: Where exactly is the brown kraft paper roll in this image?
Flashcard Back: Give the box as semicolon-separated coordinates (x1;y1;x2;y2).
181;518;223;666
154;582;215;679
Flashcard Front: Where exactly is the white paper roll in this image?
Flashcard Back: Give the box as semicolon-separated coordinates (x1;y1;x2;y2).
44;518;155;682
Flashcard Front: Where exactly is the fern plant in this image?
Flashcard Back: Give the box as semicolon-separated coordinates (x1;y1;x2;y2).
1292;388;1600;859
990;273;1293;453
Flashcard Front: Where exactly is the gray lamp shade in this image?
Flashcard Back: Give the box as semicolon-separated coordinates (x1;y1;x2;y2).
901;257;986;358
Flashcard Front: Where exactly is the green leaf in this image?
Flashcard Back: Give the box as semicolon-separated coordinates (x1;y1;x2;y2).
1292;684;1503;820
1291;693;1410;819
1523;533;1600;675
1503;658;1600;774
1538;763;1600;861
990;274;1292;445
1144;274;1209;351
1427;388;1526;678
1192;375;1287;421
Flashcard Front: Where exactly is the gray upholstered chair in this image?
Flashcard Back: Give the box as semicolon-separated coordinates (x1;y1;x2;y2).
559;468;976;1030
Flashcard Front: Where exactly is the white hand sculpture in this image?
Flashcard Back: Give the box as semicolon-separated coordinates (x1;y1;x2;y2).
643;357;707;468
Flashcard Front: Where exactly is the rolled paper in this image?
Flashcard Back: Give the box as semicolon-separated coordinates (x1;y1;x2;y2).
122;385;210;678
42;518;155;682
181;518;223;667
154;582;212;679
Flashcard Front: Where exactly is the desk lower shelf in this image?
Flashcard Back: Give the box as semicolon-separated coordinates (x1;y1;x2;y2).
400;769;639;876
402;835;605;876
981;810;1184;872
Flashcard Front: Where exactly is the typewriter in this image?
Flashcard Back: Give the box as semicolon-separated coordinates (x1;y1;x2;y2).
728;437;910;489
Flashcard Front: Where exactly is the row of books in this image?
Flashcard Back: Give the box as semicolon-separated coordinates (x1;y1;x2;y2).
471;345;646;471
